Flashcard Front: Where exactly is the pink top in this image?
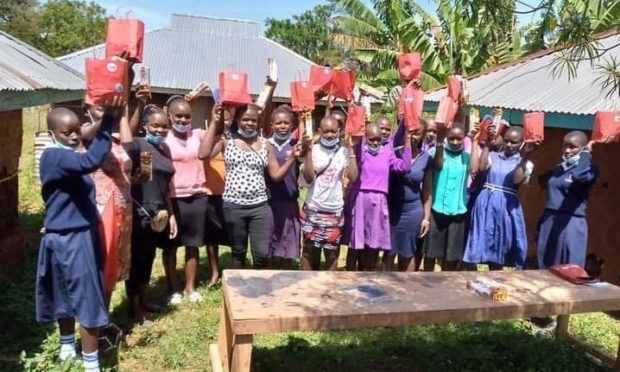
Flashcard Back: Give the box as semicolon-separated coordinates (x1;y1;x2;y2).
165;129;208;198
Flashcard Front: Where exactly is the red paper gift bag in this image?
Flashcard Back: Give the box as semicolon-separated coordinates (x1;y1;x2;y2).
105;18;145;62
447;76;461;102
309;65;334;93
523;112;545;142
477;115;494;143
85;58;129;105
549;264;597;285
329;69;356;100
435;96;458;127
401;87;424;131
398;53;422;81
345;104;366;136
218;71;252;106
290;81;315;112
592;111;620;142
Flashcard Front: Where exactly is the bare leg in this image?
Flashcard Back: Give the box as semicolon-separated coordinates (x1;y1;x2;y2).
184;246;199;294
442;260;459;272
324;247;340;271
346;248;360;271
423;257;436;272
279;258;293;270
79;326;100;354
364;249;380;271
301;244;320;271
162;248;178;296
414;239;424;271
398;256;415;272
207;244;220;287
58;317;75;337
488;262;503;271
382;254;396;271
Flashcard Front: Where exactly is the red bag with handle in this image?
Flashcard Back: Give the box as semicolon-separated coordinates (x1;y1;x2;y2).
85;58;129;105
329;69;356;100
309;65;334;93
447;76;461;102
523;112;545;143
398;53;422;81
401;86;424;131
105;18;145;62
435;96;458;127
290;81;315;112
218;71;252;106
345;104;366;136
592;111;620;142
477;115;494;143
549;264;598;285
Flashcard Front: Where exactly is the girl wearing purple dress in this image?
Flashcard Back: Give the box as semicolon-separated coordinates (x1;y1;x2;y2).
463;126;537;269
266;106;301;269
344;121;413;271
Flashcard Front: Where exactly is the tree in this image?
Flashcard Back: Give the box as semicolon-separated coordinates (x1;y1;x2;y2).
265;3;344;65
34;0;107;57
331;0;521;93
0;0;39;43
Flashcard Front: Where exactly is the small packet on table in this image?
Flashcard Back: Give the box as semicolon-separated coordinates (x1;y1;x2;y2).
467;277;508;302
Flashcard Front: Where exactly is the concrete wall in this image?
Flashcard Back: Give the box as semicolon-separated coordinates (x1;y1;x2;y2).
521;127;620;284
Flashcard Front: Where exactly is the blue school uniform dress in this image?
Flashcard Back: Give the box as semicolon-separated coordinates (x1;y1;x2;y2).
388;150;431;258
537;152;598;268
464;152;532;268
36;115;113;328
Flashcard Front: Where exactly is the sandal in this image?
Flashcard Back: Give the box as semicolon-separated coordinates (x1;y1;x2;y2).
186;291;203;303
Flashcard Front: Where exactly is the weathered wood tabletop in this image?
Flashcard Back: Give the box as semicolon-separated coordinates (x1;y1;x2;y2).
212;270;620;372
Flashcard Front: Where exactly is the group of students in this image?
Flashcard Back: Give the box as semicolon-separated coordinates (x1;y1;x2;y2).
36;66;604;370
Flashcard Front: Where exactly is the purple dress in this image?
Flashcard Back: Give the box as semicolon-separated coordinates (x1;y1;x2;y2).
463;152;528;268
266;138;301;259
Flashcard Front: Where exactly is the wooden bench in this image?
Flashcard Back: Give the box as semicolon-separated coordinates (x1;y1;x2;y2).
210;270;620;372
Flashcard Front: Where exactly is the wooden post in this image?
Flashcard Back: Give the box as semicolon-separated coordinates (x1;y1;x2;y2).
217;301;234;371
231;334;253;372
556;314;570;338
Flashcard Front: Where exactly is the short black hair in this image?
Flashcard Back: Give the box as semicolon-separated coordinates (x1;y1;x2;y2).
565;130;588;146
47;107;77;131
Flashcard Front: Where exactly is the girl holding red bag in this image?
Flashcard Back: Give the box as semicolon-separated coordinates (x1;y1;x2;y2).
162;96;210;305
200;104;305;269
463;126;538;270
344;121;414;271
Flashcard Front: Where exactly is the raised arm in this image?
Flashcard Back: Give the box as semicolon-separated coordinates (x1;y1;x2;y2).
392;118;406;147
513;142;538;185
389;131;412;173
345;136;360;182
571;150;598;183
199;104;225;160
129;88;150;135
432;127;447;169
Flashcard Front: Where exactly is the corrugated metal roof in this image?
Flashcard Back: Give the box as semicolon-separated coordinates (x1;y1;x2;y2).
0;30;84;92
425;31;620;115
59;14;384;102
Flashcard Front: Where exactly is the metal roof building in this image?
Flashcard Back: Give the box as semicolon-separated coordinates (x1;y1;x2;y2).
59;14;384;103
0;30;85;111
424;30;620;129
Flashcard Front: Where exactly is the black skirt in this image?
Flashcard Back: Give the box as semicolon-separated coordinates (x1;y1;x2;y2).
205;195;229;246
172;194;209;247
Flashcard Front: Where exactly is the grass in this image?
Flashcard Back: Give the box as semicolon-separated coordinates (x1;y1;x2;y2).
1;106;618;371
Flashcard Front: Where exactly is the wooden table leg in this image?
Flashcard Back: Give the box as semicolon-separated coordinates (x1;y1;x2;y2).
615;337;620;371
556;314;570;338
231;334;253;372
217;301;234;371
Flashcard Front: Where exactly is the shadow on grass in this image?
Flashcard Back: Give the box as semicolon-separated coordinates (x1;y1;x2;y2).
252;321;611;372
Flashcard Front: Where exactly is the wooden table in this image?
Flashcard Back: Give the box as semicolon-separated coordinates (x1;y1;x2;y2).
210;270;620;372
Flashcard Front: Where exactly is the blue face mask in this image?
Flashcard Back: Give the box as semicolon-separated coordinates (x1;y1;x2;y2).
381;137;390;145
146;132;164;146
172;122;192;134
237;127;258;139
273;132;291;142
49;131;78;151
319;137;340;150
366;143;382;155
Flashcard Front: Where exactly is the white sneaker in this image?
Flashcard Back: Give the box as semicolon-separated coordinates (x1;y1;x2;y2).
186;291;203;303
168;292;183;305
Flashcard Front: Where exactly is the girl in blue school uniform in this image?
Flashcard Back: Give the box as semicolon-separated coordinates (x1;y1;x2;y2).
536;131;600;269
36;101;123;372
463;126;538;270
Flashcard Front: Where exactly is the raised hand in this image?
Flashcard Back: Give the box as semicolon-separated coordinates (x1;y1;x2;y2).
521;141;539;156
103;95;126;117
135;85;151;104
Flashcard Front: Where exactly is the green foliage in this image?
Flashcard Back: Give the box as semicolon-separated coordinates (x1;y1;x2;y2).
265;3;344;65
0;0;107;57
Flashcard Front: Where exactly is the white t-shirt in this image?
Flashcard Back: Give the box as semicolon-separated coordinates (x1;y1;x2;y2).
305;144;350;213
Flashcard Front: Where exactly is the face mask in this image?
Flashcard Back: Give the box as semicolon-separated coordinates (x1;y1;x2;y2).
562;153;581;166
273;132;291;143
237;127;258;139
145;132;164;146
319;137;340;150
366;143;382;155
49;131;78;151
381;137;390;145
172;122;192;134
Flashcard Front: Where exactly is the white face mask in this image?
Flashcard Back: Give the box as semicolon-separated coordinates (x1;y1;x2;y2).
49;131;79;151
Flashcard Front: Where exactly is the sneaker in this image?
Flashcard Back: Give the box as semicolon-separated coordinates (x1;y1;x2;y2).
168;292;183;305
186;291;203;303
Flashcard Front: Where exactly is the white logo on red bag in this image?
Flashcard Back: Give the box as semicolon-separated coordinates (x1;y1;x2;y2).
232;74;239;80
114;83;124;93
404;97;414;104
323;68;330;75
301;82;307;87
614;114;620;123
106;62;118;73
